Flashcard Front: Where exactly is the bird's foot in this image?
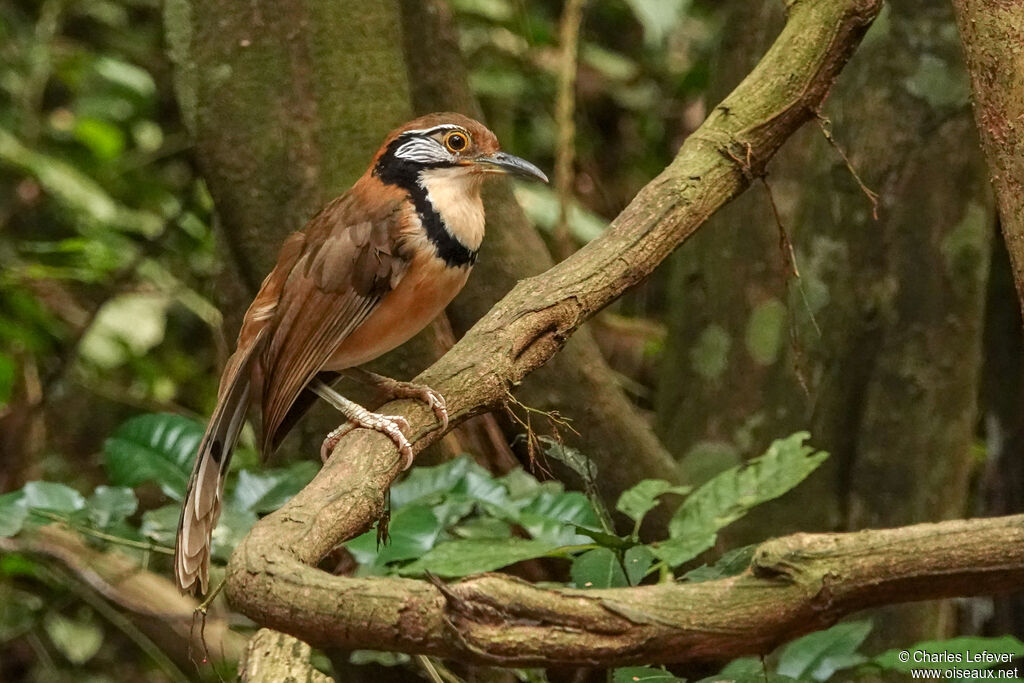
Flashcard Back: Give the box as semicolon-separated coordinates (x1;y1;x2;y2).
320;412;413;467
347;369;449;432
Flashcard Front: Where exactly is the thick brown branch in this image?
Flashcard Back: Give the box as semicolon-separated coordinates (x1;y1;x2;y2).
218;0;1024;666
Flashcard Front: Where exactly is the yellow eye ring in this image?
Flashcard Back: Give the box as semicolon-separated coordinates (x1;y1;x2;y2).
443;131;469;153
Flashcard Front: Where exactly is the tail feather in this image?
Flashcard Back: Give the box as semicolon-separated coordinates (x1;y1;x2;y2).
175;340;261;595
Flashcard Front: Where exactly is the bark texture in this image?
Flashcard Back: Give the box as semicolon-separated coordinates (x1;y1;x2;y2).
239;629;331;683
216;0;1023;666
657;0;993;644
953;0;1024;316
953;0;1024;637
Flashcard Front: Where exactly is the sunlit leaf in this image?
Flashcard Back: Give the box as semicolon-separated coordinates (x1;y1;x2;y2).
22;482;86;513
87;486;138;528
104;413;203;500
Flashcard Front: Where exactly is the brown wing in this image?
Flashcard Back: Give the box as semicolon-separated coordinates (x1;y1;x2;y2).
255;194;409;456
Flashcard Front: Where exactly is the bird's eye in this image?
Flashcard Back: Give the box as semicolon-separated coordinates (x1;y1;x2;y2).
444;132;468;153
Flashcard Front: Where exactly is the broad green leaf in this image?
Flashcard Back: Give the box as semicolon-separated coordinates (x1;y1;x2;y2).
399;538;559;578
347;504;444;566
0;492;28;537
698;658;802;683
104;413;204;500
517;490;600;546
650;532;716;568
777;621;872;681
623;545;655;585
389;455;476;507
875;636;1024;673
571;547;628;589
44;612;103;665
683;545;757;583
87;486;138;528
22;482;86;513
498;468;544;499
452;517;512;540
231;462;318;513
616;479;691;525
662;433;827;566
139;504;180;547
613;666;684;682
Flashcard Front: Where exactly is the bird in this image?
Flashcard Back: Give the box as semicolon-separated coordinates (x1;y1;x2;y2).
174;112;547;594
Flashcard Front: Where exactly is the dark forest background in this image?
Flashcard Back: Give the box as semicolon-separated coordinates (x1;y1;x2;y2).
1;0;1022;681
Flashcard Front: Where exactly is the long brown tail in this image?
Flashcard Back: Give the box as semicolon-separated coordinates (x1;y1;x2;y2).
174;342;260;594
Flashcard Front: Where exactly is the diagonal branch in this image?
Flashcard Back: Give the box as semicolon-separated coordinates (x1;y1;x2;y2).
218;0;1021;667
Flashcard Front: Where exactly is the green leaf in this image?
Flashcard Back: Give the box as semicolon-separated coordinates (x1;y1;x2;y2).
139;504;180;547
683;545;757;583
539;436;598;487
390;455;476;507
44;612;103;665
875;636;1024;673
210;505;258;562
87;486;138;528
777;621;872;681
231;462;318;513
399;538;559;578
660;433;827;566
613;666;684;682
572;547;628;589
347;503;445;566
22;482;86;513
515;490;600;546
573;524;634;550
616;479;691;525
104;413;204;500
650;532;717;568
698;658;802;683
452;517;512;540
0;492;28;537
623;545;655;585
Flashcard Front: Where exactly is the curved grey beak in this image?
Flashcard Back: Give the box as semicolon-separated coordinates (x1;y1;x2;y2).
476;152;549;183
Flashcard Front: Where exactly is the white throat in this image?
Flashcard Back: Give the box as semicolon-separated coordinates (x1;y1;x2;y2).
418;167;486;251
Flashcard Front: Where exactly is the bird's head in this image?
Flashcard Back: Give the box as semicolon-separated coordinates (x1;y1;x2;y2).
372;112;548;192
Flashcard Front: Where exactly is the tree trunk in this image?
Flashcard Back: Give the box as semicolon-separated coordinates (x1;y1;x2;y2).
657;0;992;645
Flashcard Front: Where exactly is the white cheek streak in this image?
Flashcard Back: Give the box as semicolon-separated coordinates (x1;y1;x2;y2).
395;138;449;164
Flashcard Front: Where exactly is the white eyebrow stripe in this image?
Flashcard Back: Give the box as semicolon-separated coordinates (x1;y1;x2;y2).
399;124;465;138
